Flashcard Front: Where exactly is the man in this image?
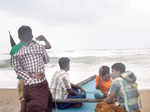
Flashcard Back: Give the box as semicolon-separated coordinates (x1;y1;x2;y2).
10;32;52;112
50;57;86;109
100;63;142;112
11;25;52;112
10;34;51;112
94;66;112;99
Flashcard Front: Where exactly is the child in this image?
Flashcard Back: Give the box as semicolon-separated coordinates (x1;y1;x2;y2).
95;66;112;99
50;57;86;109
102;63;142;112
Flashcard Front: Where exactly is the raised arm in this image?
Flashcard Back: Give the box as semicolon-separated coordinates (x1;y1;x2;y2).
36;35;51;49
39;45;49;64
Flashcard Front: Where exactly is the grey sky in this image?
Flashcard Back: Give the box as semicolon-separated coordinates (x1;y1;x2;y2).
0;0;150;53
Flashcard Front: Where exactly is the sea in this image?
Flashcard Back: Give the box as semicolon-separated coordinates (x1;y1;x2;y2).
0;48;150;90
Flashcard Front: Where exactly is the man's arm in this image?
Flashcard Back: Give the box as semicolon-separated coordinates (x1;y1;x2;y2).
103;91;116;103
96;75;101;89
67;89;78;96
11;56;32;82
61;75;79;96
103;82;120;103
71;83;86;95
66;84;85;96
39;45;49;64
36;35;51;49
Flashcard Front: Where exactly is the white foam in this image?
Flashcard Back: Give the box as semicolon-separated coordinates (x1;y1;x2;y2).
0;48;150;89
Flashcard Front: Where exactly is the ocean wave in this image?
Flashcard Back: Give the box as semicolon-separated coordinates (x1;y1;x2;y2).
1;48;150;69
0;59;11;69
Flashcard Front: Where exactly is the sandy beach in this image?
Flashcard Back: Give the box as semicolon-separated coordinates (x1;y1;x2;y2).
0;89;149;112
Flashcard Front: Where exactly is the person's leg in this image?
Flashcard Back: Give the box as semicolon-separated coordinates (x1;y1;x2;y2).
45;90;53;112
18;79;26;112
24;81;50;112
67;88;86;108
69;88;86;98
18;79;24;101
69;87;86;98
56;88;85;109
55;90;76;109
94;90;104;99
56;103;73;109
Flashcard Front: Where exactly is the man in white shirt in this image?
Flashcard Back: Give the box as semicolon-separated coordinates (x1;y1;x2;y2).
50;57;86;109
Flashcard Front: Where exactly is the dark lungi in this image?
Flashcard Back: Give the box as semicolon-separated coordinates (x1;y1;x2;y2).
24;80;52;112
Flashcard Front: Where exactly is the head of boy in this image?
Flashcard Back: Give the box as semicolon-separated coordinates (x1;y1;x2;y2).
111;63;126;79
99;66;110;81
59;57;70;72
18;25;33;44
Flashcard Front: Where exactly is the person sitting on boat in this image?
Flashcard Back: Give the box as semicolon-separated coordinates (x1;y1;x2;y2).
94;66;112;99
99;63;142;112
50;57;86;109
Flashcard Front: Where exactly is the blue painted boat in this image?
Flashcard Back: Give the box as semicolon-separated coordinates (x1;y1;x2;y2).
52;75;98;112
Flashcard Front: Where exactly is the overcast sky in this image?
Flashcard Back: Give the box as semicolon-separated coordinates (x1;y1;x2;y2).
0;0;150;53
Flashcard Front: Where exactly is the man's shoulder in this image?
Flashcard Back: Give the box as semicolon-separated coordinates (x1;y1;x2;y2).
10;43;25;56
30;41;42;48
113;77;122;82
59;71;69;78
28;41;47;52
109;77;122;94
112;77;123;86
53;70;69;78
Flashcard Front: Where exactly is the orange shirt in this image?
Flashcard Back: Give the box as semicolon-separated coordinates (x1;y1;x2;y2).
96;75;112;94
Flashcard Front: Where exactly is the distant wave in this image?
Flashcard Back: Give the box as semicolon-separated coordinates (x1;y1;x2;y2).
49;48;150;58
0;56;100;69
1;48;150;69
0;59;10;69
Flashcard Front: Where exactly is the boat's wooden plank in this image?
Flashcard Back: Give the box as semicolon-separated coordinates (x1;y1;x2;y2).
53;98;102;103
77;75;96;86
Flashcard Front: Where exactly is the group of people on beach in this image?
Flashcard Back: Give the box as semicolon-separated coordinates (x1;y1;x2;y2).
94;63;142;112
10;25;142;112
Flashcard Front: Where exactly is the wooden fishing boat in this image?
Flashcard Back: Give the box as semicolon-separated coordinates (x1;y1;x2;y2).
52;75;100;112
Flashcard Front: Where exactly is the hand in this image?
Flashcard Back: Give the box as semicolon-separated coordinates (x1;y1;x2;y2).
36;35;46;41
102;93;107;98
36;74;44;79
33;73;44;80
80;88;86;98
80;88;86;95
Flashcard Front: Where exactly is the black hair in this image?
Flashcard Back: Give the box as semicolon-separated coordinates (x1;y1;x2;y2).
111;63;126;73
58;57;70;70
101;66;110;76
18;25;33;43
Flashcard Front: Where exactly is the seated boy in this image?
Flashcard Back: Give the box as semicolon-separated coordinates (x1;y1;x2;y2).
101;63;142;112
95;66;112;99
50;57;86;109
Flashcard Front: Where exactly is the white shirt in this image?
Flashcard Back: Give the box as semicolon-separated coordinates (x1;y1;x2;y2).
50;70;71;100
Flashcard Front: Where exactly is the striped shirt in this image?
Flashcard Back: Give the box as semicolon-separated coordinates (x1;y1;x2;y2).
109;71;142;112
50;70;71;100
11;41;49;86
